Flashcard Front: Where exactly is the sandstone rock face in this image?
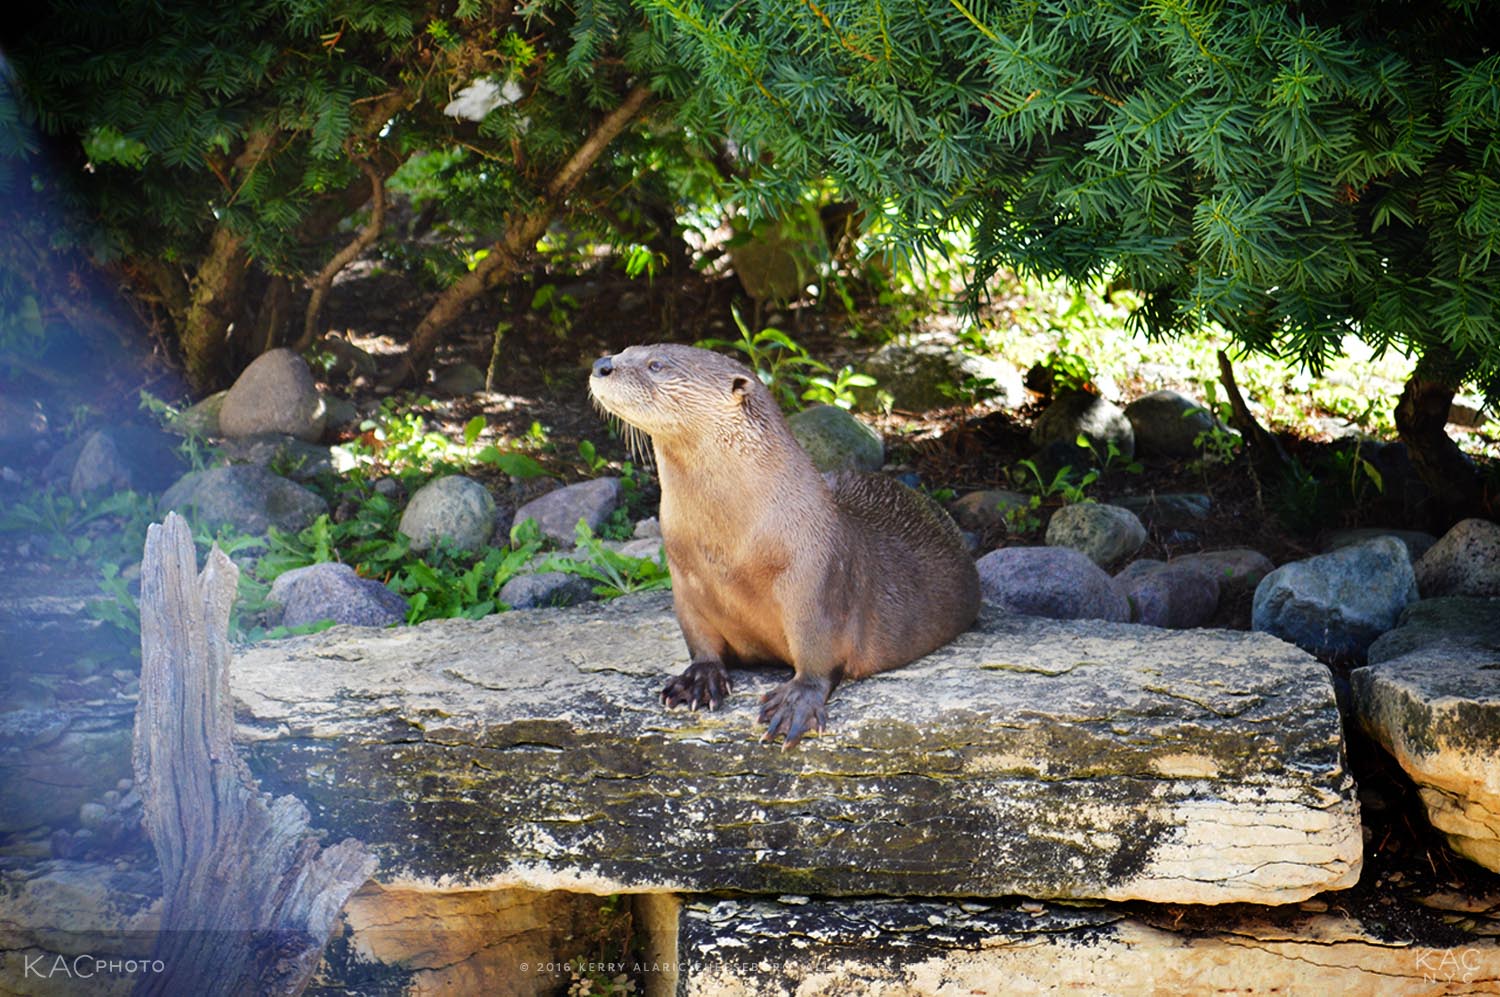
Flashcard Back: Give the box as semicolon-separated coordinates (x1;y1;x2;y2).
158;465;328;536
787;404;883;473
1252;537;1417;660
218;348;326;442
313;883;623;997
0;859;161;996
1044;502;1146;568
1416;518;1500;597
0;705;134;833
1123;389;1215;458
511;477;620;545
976;546;1131;622
1354;600;1500;872
672;894;1499;997
233;592;1361;905
1367;597;1500;665
398;475;497;552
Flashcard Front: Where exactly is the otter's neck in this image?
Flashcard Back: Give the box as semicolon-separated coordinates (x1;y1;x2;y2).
652;419;830;534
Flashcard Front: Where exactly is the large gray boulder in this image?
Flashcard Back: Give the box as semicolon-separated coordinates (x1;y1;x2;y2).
1030;390;1134;459
218;348;327;442
267;562;408;629
399;475;497;552
511;477;620;544
857;338;1028;412
1172;548;1275;599
977;545;1131;621
1415;518;1500;597
787;404;883;473
498;571;597;610
1045;502;1147;568
158;464;328;535
949;489;1030;535
234;592;1360;906
1252;537;1417;660
1114;559;1220;629
1324;527;1438;563
1123;389;1215;458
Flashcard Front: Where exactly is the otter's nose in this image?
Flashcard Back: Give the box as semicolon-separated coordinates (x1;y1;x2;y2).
592;356;613;378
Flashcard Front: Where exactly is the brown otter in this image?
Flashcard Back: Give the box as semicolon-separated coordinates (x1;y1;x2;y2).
589;343;979;747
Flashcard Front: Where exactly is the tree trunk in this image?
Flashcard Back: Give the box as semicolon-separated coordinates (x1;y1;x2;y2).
385;82;653;387
296;156;386;352
1216;349;1290;481
178;127;277;392
1394;350;1481;522
134;513;375;997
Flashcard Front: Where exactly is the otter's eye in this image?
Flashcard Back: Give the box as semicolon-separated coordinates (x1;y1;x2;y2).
647;360;664;373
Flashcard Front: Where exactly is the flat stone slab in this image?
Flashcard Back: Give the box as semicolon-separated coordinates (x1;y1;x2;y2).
232;592;1361;905
671;894;1500;996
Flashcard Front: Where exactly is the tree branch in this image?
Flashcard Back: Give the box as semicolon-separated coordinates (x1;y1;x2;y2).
385;82;653;387
297;154;386;352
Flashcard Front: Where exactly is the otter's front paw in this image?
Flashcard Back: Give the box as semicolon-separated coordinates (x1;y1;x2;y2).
758;676;831;749
661;659;732;711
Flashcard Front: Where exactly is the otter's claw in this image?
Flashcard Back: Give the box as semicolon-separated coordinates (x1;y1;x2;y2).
758;676;831;749
661;660;732;711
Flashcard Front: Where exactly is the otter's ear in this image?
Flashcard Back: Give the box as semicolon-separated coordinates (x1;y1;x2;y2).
730;375;752;402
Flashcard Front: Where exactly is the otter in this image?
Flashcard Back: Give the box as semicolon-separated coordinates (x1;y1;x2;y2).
589;344;979;747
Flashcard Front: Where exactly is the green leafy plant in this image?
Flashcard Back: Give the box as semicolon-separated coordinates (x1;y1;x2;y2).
543;521;671;598
0;488;155;563
530;282;580;337
1087;434;1143;476
1012;458;1097;506
801;364;876;411
697;308;830;411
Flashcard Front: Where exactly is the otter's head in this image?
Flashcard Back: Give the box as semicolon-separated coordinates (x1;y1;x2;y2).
589;344;779;449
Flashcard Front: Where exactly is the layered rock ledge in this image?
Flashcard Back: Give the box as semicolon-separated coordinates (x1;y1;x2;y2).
669;894;1500;996
232;592;1361;906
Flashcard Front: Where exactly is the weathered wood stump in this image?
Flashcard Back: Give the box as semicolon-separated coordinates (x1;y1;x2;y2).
234;591;1361;906
134;514;374;996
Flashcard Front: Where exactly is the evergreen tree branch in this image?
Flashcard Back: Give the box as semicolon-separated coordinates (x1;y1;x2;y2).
385;81;654;387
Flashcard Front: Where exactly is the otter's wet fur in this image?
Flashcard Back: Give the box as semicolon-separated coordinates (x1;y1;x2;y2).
589;343;980;746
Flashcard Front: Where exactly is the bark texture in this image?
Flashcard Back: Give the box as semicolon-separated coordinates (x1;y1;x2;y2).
134;513;374;997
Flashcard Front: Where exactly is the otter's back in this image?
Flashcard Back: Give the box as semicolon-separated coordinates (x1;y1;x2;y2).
824;471;981;675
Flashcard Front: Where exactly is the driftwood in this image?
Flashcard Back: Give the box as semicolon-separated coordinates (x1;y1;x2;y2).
133;513;375;997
